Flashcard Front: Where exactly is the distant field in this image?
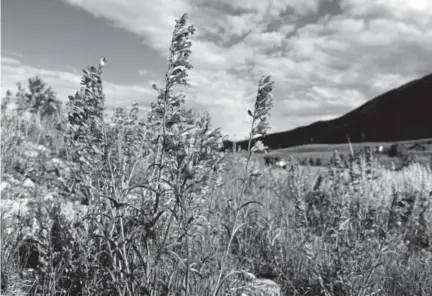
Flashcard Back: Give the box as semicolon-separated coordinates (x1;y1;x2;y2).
257;138;432;169
271;137;432;154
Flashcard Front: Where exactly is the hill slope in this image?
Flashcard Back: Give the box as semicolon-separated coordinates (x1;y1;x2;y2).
224;72;432;151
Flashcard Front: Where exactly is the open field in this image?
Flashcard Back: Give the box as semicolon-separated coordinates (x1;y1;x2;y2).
2;13;432;296
257;139;432;170
273;138;432;154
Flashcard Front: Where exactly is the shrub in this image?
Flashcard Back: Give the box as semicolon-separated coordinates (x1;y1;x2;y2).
59;14;226;295
402;153;416;168
308;158;315;166
388;143;408;157
15;76;62;120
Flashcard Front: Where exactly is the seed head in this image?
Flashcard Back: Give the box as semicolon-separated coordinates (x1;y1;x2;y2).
249;75;274;139
99;57;107;68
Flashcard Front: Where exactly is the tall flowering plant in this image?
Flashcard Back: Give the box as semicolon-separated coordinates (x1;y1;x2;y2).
213;75;274;296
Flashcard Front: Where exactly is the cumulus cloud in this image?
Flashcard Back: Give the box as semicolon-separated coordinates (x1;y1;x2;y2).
1;56;155;114
63;0;193;53
4;0;432;139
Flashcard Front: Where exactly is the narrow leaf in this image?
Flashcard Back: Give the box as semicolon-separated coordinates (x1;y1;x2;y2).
238;201;264;212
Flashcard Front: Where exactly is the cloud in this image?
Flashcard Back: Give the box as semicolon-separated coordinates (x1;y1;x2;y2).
1;50;25;60
8;0;432;140
1;56;155;114
63;0;193;54
65;64;79;75
60;0;328;139
138;69;149;77
1;56;21;65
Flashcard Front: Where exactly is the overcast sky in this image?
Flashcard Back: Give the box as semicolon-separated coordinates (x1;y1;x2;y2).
2;0;432;139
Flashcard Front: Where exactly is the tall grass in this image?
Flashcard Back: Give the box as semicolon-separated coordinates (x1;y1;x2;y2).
1;13;432;296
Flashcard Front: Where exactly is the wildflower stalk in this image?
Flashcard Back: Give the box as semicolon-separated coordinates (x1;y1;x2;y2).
213;75;274;296
65;57;107;204
142;13;223;295
148;13;195;215
146;15;196;293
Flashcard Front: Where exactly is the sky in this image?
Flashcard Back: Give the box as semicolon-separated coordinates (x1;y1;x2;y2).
2;0;432;140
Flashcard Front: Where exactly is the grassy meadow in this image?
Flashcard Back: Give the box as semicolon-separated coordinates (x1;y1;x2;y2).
264;139;432;170
1;13;432;296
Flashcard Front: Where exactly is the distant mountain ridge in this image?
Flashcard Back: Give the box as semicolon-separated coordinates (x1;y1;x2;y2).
223;72;432;151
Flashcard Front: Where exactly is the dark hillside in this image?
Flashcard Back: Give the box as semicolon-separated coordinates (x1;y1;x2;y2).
224;72;432;151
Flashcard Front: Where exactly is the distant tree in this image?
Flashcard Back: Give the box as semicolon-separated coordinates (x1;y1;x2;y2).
316;158;322;166
1;90;13;114
388;144;408;158
339;154;345;165
402;153;415;167
15;76;62;119
330;150;342;169
309;158;315;166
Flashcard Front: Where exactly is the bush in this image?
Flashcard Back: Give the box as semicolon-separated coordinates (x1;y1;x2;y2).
388;143;408;157
15;76;62;119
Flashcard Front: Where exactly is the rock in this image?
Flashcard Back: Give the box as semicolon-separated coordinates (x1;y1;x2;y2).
1;181;11;192
239;272;281;296
1;198;30;220
241;278;281;296
22;178;36;191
